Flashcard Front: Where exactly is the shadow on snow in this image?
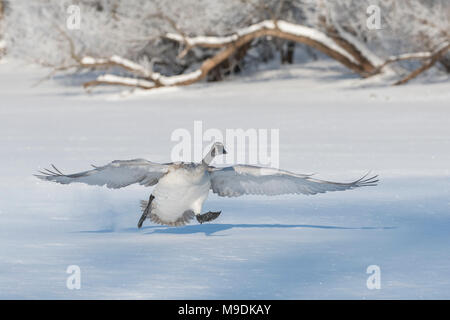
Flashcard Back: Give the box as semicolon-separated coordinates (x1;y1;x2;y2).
78;223;395;236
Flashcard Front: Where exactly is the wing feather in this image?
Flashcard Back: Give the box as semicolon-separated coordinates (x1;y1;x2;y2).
35;159;169;189
209;165;378;197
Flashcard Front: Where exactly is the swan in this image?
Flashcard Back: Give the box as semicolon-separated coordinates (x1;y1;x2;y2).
35;142;378;227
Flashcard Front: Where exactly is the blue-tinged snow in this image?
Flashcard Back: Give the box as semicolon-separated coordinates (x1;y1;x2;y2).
0;59;449;299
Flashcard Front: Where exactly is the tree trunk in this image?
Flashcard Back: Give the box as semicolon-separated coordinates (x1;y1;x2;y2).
281;41;295;64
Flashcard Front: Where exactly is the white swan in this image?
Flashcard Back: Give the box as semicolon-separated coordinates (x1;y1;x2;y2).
36;142;378;227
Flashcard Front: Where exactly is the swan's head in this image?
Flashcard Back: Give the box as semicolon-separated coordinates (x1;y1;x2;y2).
203;142;227;165
210;142;227;157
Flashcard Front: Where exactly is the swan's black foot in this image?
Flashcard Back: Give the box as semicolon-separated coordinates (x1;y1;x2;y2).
196;211;221;224
138;194;154;229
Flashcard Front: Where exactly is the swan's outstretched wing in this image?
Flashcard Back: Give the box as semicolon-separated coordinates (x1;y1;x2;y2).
209;165;378;197
35;159;169;189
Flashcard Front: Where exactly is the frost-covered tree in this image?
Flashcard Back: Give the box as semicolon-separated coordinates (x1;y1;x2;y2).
320;0;449;76
3;0;449;88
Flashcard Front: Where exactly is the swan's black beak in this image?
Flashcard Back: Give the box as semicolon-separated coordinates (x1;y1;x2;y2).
223;148;228;154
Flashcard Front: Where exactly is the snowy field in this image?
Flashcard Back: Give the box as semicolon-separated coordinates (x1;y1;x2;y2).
0;59;449;299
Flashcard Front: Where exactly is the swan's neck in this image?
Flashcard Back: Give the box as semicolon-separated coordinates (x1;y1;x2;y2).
202;147;216;166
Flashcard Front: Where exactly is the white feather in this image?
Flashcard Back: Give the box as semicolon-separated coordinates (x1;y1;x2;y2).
35;159;168;189
209;165;378;197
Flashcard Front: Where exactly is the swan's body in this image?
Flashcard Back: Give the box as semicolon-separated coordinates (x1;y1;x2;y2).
149;163;211;225
36;142;378;227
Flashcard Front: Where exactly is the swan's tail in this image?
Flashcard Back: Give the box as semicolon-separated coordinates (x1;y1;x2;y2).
140;200;149;211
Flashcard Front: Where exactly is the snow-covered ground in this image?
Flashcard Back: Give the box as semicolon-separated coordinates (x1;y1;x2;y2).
0;59;449;299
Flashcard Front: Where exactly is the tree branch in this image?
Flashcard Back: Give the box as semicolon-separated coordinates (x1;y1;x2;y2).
394;42;450;85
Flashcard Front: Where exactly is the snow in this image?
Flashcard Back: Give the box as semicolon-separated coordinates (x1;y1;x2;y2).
81;56;106;65
96;74;155;89
237;20;276;37
166;21;277;47
276;21;358;64
81;56;201;87
159;70;203;86
0;59;449;299
109;55;150;76
109;55;143;71
390;52;432;60
81;56;151;78
166;33;237;46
